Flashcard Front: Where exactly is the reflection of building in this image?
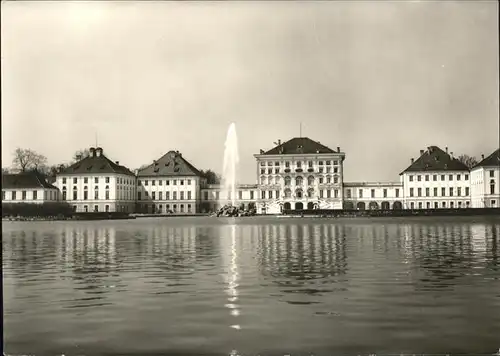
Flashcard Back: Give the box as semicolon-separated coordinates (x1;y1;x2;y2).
136;151;205;214
55;147;136;212
400;146;472;209
2;171;59;203
470;149;500;208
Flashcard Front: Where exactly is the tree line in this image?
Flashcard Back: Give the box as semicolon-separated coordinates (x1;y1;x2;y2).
1;147;222;184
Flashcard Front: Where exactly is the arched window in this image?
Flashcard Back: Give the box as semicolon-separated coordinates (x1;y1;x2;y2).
295;176;303;186
83;186;88;200
284;188;292;198
73;186;77;200
62;186;67;200
296;189;303;198
307;188;314;198
105;185;110;200
284;176;291;186
490;179;495;195
308;176;315;186
94;186;99;200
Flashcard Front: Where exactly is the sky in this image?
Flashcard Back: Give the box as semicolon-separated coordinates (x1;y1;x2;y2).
2;1;498;183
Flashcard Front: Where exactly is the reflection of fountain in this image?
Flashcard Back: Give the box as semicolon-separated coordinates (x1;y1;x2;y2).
220;122;239;208
223;224;241;330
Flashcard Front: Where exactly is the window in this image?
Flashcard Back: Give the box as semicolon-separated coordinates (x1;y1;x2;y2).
426;202;430;209
334;189;339;198
180;192;184;200
333;167;338;174
188;191;192;200
21;191;27;200
260;162;265;166
441;187;446;196
159;180;162;186
395;189;399;198
417;175;421;181
12;191;16;200
334;177;338;184
371;189;375;198
106;177;110;183
434;202;438;209
458;202;462;208
180;180;184;185
84;205;88;212
346;189;352;198
492;200;497;206
319;178;324;184
275;168;279;174
383;189;387;198
276;190;279;198
441;175;445;181
327;176;331;184
465;174;469;180
425;188;429;196
442;201;446;208
465;187;469;196
94;187;99;199
275;162;279;166
180;204;184;213
152;180;155;186
490;170;495;177
457;187;461;196
326;160;331;165
417;188;421;197
410;188;414;197
152;192;156;200
261;191;265;199
159;192;163;200
326;167;331;173
359;189;363;198
84;177;88;184
457;174;461;181
215;192;219;200
187;180;191;185
138;192;142;200
490;182;495;195
410;202;415;209
105;186;110;200
333;160;338;165
238;191;242;200
188;204;192;213
285;161;290;168
105;205;109;212
449;174;453;181
73;177;77;184
166;192;170;200
319;168;323;173
250;191;254;200
433;175;437;181
73;187;77;200
94;205;99;212
425;175;429;181
166;180;170;186
145;180;149;186
267;169;272;174
449;188;453;196
173;192;177;200
95;177;99;184
327;190;331;198
318;161;323;166
320;190;324;198
434;187;438;196
269;191;273;199
84;187;88;200
450;202;454;208
62;188;67;200
296;176;303;186
63;178;67;184
418;202;423;209
33;191;38;200
409;176;414;182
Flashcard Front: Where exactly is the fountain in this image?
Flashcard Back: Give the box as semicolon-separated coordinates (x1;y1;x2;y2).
215;123;255;217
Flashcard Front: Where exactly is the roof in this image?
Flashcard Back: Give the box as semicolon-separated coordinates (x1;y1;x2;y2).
473;148;500;169
2;172;58;190
259;137;338;155
400;146;470;174
59;149;135;176
137;151;202;177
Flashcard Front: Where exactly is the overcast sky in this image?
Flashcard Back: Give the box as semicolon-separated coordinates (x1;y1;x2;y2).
2;1;498;182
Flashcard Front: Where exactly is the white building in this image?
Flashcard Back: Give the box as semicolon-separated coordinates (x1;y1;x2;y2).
136;150;205;214
470;148;500;208
2;171;59;203
253;137;346;214
200;184;258;212
55;147;136;213
343;182;404;210
400;146;471;209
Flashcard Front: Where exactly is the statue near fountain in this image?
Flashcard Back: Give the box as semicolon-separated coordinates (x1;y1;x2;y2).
213;123;256;217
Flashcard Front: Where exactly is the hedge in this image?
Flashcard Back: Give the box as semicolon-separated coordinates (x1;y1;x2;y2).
2;202;74;217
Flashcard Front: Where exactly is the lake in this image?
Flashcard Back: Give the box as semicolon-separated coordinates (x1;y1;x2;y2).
3;216;500;355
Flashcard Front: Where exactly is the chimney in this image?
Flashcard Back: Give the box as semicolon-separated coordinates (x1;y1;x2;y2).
411;158;414;164
482;154;485;160
89;147;96;157
76;154;82;161
134;169;139;176
115;161;120;165
420;149;424;156
445;147;448;154
337;146;340;152
95;147;103;157
450;152;454;158
278;139;281;145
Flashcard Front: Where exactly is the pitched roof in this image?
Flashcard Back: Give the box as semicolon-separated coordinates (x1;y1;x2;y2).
260;137;338;155
59;149;135;176
2;172;58;190
473;148;500;169
137;151;202;177
400;146;470;174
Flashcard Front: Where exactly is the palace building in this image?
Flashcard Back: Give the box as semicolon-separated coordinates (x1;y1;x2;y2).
470;149;500;208
2;171;60;203
55;147;136;213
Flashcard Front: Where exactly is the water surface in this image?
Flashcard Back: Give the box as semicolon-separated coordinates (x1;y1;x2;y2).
3;216;500;355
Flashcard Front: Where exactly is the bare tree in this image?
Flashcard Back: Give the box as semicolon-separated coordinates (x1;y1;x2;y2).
457;154;478;169
12;148;48;173
2;167;9;174
72;148;90;162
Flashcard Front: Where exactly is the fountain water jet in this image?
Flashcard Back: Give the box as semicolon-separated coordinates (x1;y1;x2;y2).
220;122;239;208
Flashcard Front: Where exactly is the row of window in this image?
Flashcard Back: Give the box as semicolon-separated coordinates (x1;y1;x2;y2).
409;187;472;197
138;191;193;200
408;201;473;209
260;167;339;175
260;160;339;167
138;203;193;213
345;188;401;199
62;176;122;184
203;191;256;201
2;190;56;201
409;173;469;182
139;179;192;187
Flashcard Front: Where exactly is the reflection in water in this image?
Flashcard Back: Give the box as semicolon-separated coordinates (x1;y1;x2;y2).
2;218;500;355
221;224;241;330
